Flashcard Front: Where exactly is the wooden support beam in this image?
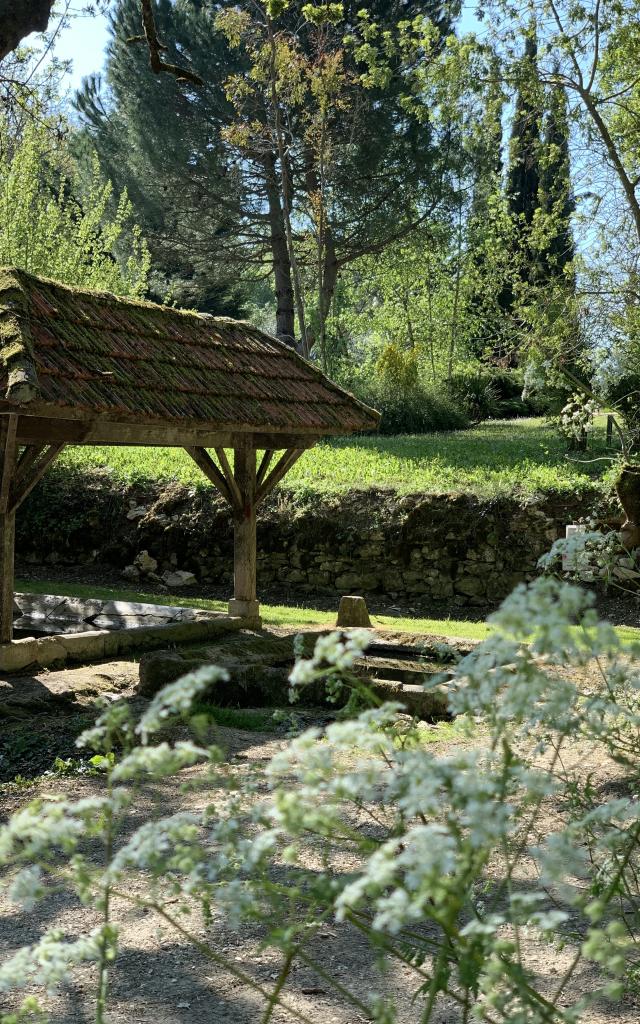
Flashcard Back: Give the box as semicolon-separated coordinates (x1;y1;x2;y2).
228;448;259;623
0;415;17;643
184;447;235;507
256;447;305;505
0;415;17;513
215;447;243;511
256;449;275;489
0;511;15;643
15;443;46;485
7;408;321;451
9;444;64;513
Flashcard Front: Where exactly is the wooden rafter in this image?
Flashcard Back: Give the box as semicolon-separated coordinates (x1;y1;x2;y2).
256;449;275;489
215;447;243;511
184;446;237;510
256;448;305;505
10;444;64;513
15;443;46;482
5;408;324;451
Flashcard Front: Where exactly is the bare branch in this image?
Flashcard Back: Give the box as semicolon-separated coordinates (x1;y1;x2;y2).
131;0;203;87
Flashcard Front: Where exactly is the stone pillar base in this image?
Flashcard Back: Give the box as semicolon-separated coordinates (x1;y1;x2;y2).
228;598;261;624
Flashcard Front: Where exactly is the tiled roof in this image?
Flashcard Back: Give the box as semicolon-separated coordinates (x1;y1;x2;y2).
0;268;379;435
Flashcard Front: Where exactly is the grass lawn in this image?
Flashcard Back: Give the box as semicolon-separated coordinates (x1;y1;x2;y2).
16;577;640;645
56;417;612;499
15;578;492;640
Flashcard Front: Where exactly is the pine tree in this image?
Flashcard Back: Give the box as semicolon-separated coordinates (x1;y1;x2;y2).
75;0;460;336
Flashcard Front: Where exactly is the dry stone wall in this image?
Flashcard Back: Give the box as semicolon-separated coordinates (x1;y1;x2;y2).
17;472;595;609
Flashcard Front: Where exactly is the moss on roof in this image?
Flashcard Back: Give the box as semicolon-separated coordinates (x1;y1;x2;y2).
0;267;379;435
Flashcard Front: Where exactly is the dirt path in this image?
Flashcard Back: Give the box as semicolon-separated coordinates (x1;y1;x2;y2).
1;722;639;1023
1;655;640;1022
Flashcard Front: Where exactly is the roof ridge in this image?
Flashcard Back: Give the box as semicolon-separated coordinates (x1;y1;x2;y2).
0;268;40;404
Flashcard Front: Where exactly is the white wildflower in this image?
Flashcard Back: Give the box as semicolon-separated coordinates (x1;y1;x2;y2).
0;926;116;994
111;741;214;781
7;865;46;910
136;666;229;741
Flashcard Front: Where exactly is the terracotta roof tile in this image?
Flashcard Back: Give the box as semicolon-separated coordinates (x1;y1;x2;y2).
0;268;379;435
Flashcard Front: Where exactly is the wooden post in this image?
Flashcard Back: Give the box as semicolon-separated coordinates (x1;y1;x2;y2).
228;448;261;624
0;512;15;643
0;416;17;643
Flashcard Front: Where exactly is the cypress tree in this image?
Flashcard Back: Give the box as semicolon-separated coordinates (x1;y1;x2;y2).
506;33;543;233
494;32;544;363
539;81;576;281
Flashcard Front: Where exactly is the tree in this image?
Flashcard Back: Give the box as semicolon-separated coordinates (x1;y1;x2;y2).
506;34;543;234
0;116;149;296
538;80;576;281
496;30;544;349
76;0;461;345
75;0;247;314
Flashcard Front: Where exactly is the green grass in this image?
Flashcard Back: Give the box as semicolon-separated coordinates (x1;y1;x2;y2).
15;577;492;640
17;577;640;645
190;704;275;731
56;417;611;499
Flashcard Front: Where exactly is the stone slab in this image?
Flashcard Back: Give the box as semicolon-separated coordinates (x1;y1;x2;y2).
0;597;250;672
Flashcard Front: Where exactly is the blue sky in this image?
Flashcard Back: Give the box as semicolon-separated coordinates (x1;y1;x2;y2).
34;4;483;93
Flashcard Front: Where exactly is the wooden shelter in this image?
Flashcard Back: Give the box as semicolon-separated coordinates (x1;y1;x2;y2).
0;267;379;642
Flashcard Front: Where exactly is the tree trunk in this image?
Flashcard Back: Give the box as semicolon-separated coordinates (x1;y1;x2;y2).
266;15;308;354
0;0;53;61
263;154;295;347
305;150;339;361
616;465;640;550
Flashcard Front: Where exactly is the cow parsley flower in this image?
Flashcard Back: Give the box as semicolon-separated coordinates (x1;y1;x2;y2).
136;666;229;741
0;926;116;994
111;741;215;781
7;865;46;910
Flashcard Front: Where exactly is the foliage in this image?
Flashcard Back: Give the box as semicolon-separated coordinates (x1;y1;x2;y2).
0;117;149;296
337;342;470;434
52;417;610;498
77;0;459;334
481;0;640;432
74;0;247;313
2;578;640;1021
446;368;534;422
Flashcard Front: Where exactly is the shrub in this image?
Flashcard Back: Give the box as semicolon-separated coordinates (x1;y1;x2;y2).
602;372;640;450
446;367;533;421
365;381;470;434
1;579;640;1022
335;344;470;434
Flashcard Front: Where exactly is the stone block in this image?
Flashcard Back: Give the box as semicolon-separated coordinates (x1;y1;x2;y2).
0;638;38;672
335;573;363;591
454;576;485;598
228;599;261;624
162;570;197;588
58;630;108;662
34;636;67;668
383;571;404;590
336;595;372;628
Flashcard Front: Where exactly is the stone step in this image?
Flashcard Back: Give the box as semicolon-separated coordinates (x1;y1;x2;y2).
368;678;450;720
